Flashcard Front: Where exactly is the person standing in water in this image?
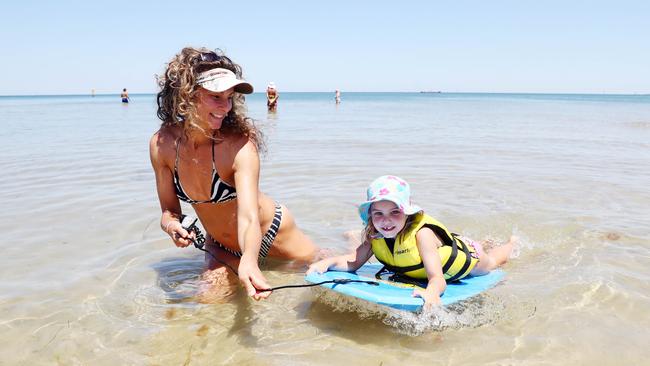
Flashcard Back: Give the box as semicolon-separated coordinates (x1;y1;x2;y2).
266;82;279;111
121;88;130;103
149;47;319;301
335;89;341;104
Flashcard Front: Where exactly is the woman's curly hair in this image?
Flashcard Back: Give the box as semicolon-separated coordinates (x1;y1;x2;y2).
156;47;264;151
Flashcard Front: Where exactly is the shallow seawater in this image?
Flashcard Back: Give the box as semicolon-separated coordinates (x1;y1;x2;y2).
0;92;649;365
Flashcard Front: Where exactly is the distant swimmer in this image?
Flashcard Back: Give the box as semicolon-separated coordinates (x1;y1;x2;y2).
335;89;341;104
266;82;278;111
121;88;130;103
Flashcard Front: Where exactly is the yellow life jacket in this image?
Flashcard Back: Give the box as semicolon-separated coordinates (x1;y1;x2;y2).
370;213;479;282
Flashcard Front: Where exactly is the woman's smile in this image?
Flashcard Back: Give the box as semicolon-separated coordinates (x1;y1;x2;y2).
208;112;225;129
196;87;234;130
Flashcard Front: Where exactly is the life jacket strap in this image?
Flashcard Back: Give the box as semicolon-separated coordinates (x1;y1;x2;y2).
445;234;473;282
420;225;474;282
374;265;389;279
374;265;427;287
374;260;424;275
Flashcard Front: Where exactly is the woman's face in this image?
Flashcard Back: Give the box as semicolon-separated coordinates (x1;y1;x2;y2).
195;87;234;130
369;200;407;238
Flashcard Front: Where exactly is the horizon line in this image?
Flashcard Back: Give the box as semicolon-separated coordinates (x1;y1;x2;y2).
2;91;649;98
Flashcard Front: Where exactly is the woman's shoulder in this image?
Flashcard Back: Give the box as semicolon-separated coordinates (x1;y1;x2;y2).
220;132;255;151
217;134;258;169
150;126;180;160
152;125;181;141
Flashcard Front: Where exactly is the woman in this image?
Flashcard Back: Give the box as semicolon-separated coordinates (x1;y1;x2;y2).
149;47;318;300
266;82;278;111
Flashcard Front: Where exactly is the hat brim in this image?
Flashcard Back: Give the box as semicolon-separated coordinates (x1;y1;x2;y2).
358;196;422;224
200;78;254;94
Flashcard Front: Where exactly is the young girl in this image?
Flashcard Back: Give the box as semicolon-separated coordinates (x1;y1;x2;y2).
308;175;516;306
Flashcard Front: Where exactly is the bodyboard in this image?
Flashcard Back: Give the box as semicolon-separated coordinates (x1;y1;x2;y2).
305;263;504;311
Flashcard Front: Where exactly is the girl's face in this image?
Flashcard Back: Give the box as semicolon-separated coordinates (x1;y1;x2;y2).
195;87;234;130
370;200;407;238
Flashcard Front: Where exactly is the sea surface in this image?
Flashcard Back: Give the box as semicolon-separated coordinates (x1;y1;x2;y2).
1;92;649;365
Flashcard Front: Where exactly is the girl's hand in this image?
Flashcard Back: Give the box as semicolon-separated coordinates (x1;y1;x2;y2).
165;221;195;248
413;288;442;307
306;260;331;275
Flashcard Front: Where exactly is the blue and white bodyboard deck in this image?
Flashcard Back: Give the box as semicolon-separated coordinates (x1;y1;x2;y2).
305;263;504;312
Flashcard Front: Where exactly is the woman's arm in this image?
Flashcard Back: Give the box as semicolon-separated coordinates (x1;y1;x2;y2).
149;132;193;247
307;240;374;274
232;139;271;300
413;227;447;306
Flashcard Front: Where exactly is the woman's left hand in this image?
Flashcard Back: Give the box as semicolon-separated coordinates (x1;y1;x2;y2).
238;257;272;300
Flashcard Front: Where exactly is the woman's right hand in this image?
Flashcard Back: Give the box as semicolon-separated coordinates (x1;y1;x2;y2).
165;220;195;248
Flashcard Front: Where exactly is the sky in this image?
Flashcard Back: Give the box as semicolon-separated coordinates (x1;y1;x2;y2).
1;0;649;95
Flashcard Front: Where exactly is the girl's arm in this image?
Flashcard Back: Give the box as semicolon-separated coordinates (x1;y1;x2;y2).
232;140;271;300
149;132;193;247
307;240;374;274
413;227;447;306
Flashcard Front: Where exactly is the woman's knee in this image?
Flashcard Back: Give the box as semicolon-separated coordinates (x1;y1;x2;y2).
197;267;239;303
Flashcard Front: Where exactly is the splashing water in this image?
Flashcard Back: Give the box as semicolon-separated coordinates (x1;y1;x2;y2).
310;286;519;336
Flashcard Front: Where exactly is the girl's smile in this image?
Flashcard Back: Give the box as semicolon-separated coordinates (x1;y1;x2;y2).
370;200;407;238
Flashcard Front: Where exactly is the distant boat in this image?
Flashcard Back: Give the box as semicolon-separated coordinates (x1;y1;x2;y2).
419;90;442;93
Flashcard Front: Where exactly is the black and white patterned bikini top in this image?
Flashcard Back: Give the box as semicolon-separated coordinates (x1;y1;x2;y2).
173;139;237;204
